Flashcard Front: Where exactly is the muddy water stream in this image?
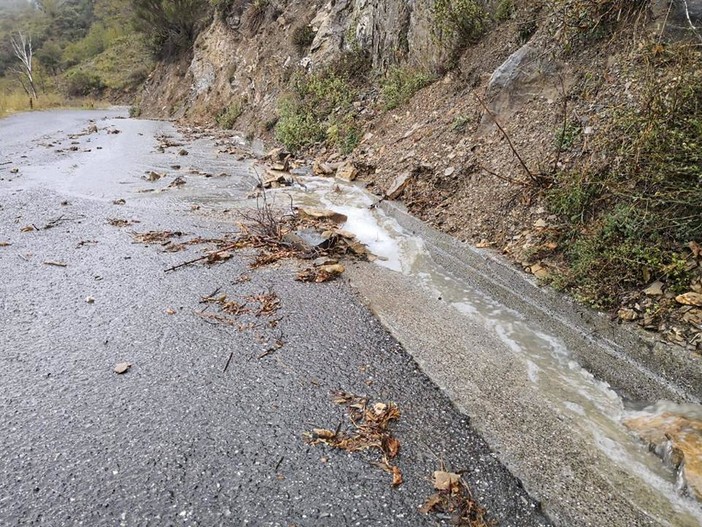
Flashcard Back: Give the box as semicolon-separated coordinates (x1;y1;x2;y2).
259;174;702;525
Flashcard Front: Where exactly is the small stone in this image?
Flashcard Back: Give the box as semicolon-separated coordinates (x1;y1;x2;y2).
178;149;189;156
386;172;412;200
644;281;665;296
114;362;132;374
335;162;358;181
298;207;348;224
676;292;702;307
618;308;639;321
85;296;95;304
444;167;455;177
534;218;548;229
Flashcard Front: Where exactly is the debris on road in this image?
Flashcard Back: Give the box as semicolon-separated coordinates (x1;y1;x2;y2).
108;218;140;227
20;225;36;232
112;199;126;205
296;263;345;283
0;241;11;247
419;467;492;526
114;362;131;374
132;230;184;244
85;296;95;304
44;260;67;267
305;391;403;487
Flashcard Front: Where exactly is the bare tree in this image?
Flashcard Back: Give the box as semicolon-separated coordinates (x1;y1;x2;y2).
10;31;38;100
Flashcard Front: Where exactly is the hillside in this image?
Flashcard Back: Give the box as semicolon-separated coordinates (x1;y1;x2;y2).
0;0;151;113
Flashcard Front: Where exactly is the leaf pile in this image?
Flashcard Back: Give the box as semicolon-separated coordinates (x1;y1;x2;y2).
305;391;403;487
420;470;493;527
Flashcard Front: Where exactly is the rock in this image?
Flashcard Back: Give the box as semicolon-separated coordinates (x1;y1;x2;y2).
114;362;132;374
335;162;358;181
624;412;702;500
534;218;548;229
618;308;639;321
298;207;348;224
676;292;702;307
682;309;702;326
294;228;332;249
529;264;550;279
145;171;163;181
265;147;289;162
87;123;98;134
386;172;412;200
262;170;292;188
314;257;338;266
644;281;665;296
313;159;334;176
444;167;455;177
319;263;345;276
178;149;189;156
169;176;186;188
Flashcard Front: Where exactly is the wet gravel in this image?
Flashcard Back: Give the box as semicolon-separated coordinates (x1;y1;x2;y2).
0;110;551;526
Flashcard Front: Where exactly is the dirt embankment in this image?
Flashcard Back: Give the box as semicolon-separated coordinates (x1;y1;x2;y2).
137;0;702;353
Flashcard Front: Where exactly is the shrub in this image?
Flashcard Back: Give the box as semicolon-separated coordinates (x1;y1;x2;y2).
495;0;514;22
547;43;702;307
216;99;244;129
64;70;105;96
381;66;434;110
275;70;358;153
291;24;315;53
242;0;270;34
432;0;488;60
131;0;212;58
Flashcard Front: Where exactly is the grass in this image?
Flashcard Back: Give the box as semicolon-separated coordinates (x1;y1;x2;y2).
216;99;244;129
381;66;434;110
546;42;702;308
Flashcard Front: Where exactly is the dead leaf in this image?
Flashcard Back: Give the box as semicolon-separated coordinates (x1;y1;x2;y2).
20;225;35;232
166;308;176;315
114;362;131;374
0;241;11;247
313;428;337;440
419;493;443;514
385;436;401;458
391;466;403;487
433;471;461;491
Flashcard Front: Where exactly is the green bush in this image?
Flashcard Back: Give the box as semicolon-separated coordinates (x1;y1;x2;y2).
432;0;488;58
64;70;105;96
547;44;702;307
131;0;211;58
381;66;434;110
216;99;244;129
275;70;358;153
495;0;514;22
291;24;315;53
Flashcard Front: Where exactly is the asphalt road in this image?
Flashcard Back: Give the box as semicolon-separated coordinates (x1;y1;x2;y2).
0;110;550;526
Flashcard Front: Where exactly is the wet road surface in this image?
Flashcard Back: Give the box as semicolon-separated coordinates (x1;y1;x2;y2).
0;110;550;526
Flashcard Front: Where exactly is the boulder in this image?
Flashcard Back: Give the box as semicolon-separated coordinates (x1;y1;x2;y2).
336;161;358;181
386;172;412;200
625;412;702;500
298;207;348;224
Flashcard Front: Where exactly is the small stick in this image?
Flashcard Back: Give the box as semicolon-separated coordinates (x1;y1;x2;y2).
223;351;234;373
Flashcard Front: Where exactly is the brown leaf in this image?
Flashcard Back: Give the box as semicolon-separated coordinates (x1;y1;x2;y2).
20;225;35;232
385;437;401;458
165;308;176;315
433;471;461;491
419;493;443;514
0;241;11;247
391;465;403;487
313;428;337;440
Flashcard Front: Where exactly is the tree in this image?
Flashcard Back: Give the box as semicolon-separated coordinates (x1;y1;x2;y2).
10;31;38;99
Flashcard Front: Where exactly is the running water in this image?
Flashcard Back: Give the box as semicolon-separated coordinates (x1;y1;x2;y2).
268;172;702;525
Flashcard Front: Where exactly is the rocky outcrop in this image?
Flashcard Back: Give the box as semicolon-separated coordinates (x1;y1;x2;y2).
625;408;702;500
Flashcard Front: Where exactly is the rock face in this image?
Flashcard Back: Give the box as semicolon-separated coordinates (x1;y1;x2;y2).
624;410;702;500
